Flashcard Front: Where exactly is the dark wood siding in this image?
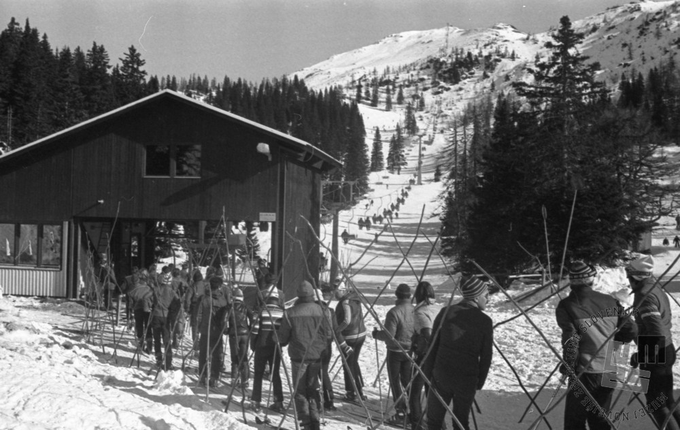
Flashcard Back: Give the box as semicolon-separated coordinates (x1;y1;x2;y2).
280;158;321;299
0;140;73;222
0;92;335;298
2;97;281;222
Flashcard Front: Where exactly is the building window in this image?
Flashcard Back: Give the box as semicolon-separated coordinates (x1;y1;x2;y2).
0;224;14;265
145;145;171;176
145;144;201;178
0;223;62;269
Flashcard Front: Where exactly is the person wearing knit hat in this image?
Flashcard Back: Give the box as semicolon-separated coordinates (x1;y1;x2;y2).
626;254;680;429
250;286;285;414
255;258;270;290
317;282;351;412
277;280;333;430
626;254;654;280
150;267;182;372
196;275;229;387
568;261;597;286
227;285;253;390
556;261;637;430
423;274;492;430
411;281;441;429
334;278;368;402
373;283;415;425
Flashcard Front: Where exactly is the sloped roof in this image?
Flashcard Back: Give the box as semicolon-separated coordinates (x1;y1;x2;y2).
0;89;342;172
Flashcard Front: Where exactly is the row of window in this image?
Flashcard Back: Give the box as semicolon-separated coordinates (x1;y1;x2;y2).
145;144;201;178
0;223;62;268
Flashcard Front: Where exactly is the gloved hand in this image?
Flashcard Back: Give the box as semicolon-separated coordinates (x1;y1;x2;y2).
630;352;638;368
340;342;353;357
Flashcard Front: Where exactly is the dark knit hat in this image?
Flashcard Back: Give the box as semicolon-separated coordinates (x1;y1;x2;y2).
297;280;315;298
460;275;488;300
569;261;597;286
627;255;654;279
396;283;411;299
209;276;223;288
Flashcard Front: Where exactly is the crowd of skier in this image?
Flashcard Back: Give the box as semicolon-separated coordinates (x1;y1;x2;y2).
105;252;680;430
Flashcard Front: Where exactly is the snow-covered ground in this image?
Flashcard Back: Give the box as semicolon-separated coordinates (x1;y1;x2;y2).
3;110;680;430
4;2;680;426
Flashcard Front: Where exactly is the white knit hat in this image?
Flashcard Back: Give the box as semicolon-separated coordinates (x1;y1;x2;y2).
627;255;654;280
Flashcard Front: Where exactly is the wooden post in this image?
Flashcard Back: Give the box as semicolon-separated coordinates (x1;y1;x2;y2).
116;294;122;325
417;135;423;185
330;207;339;283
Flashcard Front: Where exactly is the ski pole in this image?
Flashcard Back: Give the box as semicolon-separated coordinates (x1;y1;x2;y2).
375;338;383;422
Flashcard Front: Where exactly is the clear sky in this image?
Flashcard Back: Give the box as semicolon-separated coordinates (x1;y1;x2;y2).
2;0;630;84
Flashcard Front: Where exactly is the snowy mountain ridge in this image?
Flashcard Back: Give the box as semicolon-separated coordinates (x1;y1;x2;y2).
293;0;680;97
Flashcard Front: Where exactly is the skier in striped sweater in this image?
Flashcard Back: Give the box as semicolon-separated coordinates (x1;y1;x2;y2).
249;287;285;413
627;255;680;430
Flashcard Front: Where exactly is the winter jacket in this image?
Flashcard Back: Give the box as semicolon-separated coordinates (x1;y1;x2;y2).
422;301;493;391
186;279;209;312
128;281;153;312
151;284;181;321
335;292;367;341
319;301;345;349
196;287;230;336
556;285;637;374
251;303;284;350
171;277;189;297
412;301;441;356
631;277;674;363
255;267;270;290
277;296;331;363
374;298;414;352
414;301;441;333
228;300;253;336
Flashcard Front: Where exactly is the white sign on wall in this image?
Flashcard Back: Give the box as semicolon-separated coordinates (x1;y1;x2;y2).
259;212;277;222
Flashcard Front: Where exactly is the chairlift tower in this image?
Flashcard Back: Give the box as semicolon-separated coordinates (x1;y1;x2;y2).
417;135;423;185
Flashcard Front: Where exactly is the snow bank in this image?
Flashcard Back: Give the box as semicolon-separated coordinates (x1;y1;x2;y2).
0;295;254;430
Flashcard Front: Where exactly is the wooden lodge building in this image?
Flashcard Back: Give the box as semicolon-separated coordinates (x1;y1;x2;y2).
0;90;341;300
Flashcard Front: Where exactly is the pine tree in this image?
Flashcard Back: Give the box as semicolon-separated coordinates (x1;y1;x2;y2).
9;20;55;146
404;102;417;135
115;45;147;105
0;18;23;147
451;15;678;271
371;82;379;107
385;85;392;111
53;47;87;131
386;134;398;173
343;102;369;194
370;127;384;171
82;42;115;115
396;85;404;104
